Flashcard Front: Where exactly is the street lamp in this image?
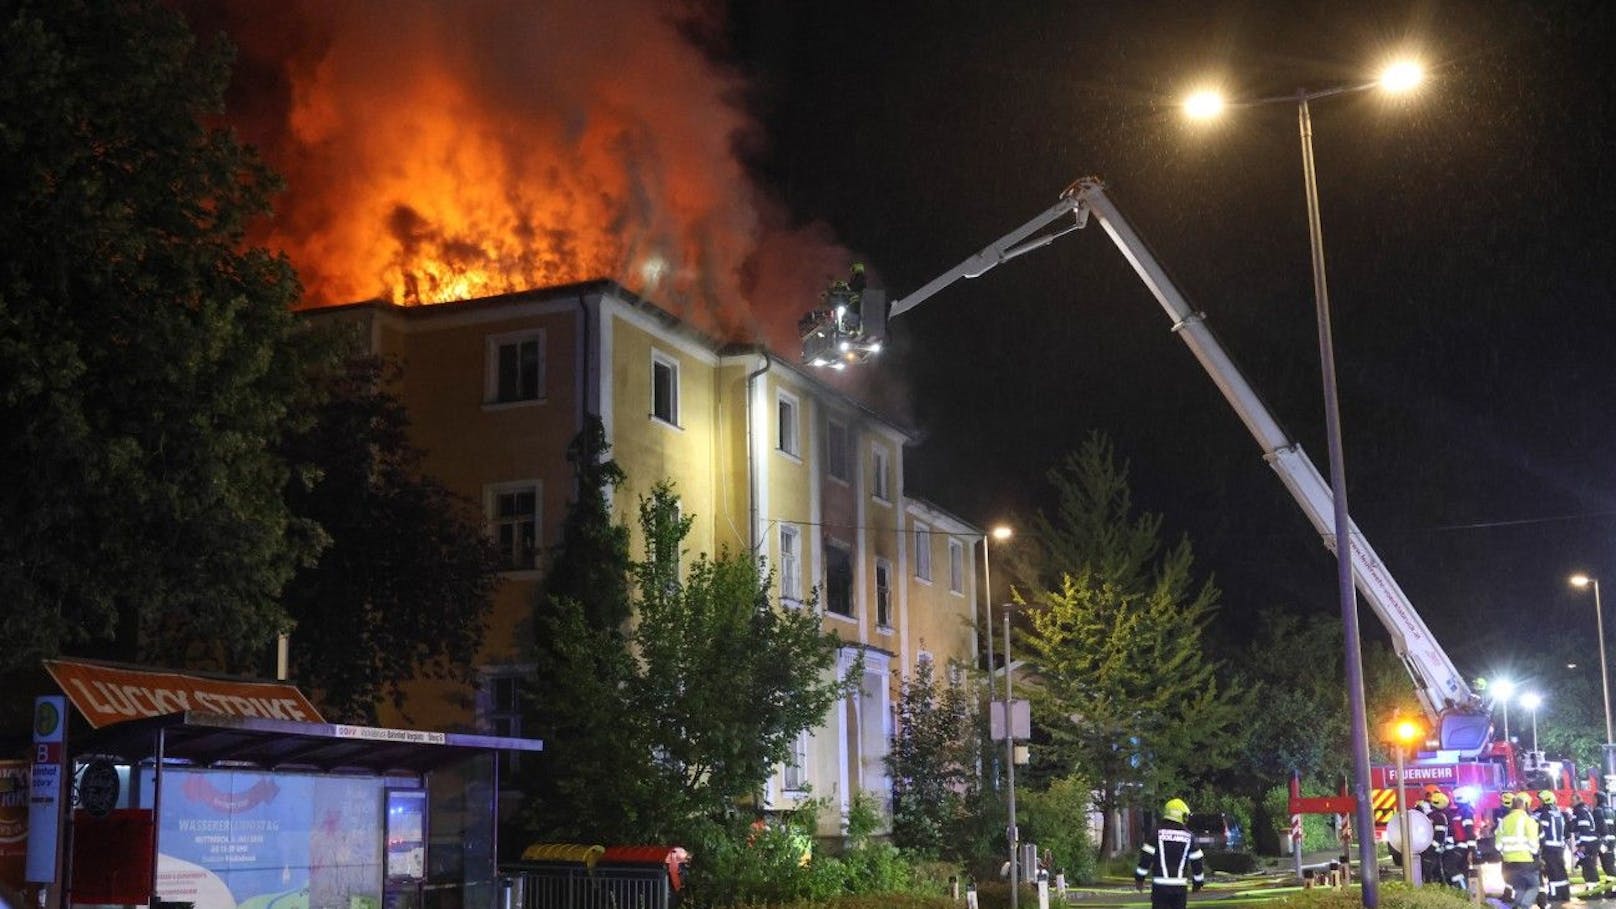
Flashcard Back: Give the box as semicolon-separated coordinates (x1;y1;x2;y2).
1493;678;1516;743
1183;59;1425;909
1521;692;1544;753
1570;575;1614;745
1387;716;1426;885
980;525;1013;675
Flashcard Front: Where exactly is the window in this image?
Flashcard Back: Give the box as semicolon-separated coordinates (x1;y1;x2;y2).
914;522;931;581
826;420;851;481
783;730;809;792
872;445;890;501
825;542;854;617
875;559;892;627
780;524;801;602
777;392;799;456
651;352;679;425
487;331;545;403
489;482;540;571
949;538;965;593
480;668;530;776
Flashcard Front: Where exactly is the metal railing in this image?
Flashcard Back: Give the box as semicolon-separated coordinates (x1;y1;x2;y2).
502;864;672;909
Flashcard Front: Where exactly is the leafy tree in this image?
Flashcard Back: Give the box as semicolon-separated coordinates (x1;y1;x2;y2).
1019;571;1245;854
521;480;854;844
1010;433;1246;854
276;354;502;722
0;0;322;672
886;655;979;859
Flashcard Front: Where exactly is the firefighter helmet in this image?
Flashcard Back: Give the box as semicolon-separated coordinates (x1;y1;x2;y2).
1429;791;1450;809
1453;790;1471;805
1163;798;1190;822
1540;790;1557;805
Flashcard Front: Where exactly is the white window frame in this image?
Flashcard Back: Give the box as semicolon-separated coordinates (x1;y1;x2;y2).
487;480;541;573
826;419;851;483
484;328;546;406
478;665;532;776
914;521;932;582
875;558;893;629
783;729;810;793
949;538;965;594
871;444;891;503
651;350;680;426
779;523;802;604
777;390;800;458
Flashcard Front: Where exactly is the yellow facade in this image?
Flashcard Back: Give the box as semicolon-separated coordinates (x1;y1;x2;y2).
305;281;982;835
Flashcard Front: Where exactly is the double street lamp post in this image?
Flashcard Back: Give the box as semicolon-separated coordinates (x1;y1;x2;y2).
1570;574;1616;783
1184;59;1425;909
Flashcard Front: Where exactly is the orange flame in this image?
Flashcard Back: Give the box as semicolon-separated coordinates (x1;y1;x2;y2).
203;0;850;351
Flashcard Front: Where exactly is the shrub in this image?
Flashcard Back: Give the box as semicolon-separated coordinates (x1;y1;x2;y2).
1017;775;1098;883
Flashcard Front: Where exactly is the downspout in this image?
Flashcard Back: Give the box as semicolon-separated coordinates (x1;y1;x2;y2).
576;292;591;437
745;348;772;554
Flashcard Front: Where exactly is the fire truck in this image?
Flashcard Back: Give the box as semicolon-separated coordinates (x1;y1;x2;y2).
801;177;1603;837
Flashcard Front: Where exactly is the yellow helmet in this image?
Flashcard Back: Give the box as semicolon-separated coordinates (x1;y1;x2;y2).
1163;798;1190;822
1540;790;1557;805
1429;791;1450;809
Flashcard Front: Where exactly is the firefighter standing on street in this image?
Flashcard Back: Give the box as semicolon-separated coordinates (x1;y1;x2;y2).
1536;790;1573;902
1452;789;1478;886
1427;791;1464;889
1500;793;1543;909
1597;792;1616;879
1572;793;1600;887
1135;798;1205;909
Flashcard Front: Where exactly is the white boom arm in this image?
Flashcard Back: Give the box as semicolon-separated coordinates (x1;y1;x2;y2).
888;177;1479;728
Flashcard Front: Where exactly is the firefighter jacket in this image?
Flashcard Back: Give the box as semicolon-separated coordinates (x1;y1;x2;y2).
1536;804;1569;850
1491;804;1512;835
1454;803;1476;849
1428;806;1455;853
1135;819;1206;890
1597;801;1616;844
1498;809;1541;863
1573;802;1599;852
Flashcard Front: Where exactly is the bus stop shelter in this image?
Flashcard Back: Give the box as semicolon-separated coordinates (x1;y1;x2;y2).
50;709;541;909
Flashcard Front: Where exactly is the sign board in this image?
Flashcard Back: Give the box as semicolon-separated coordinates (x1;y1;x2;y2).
45;659;323;729
0;760;27;890
989;699;1031;741
1289;794;1356;815
27;695;65;883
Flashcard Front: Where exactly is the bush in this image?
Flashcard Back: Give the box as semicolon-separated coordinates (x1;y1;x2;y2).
1017;775;1097;883
1261;882;1472;909
1206;851;1259;873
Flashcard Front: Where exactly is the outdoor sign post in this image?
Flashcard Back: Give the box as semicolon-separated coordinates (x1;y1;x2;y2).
26;696;66;895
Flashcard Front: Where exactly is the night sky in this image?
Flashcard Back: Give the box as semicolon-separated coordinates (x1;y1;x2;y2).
198;0;1616;689
725;0;1616;672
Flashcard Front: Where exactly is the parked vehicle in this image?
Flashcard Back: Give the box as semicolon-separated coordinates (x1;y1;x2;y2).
1186;813;1243;852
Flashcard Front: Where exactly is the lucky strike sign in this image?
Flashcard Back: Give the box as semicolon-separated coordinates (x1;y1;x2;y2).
45;660;323;729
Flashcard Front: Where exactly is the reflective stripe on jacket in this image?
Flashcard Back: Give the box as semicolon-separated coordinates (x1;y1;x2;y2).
1135;820;1206;888
1498;809;1541;862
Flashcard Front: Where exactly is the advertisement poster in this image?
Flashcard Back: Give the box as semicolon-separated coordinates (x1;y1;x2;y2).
156;769;383;909
0;761;26;889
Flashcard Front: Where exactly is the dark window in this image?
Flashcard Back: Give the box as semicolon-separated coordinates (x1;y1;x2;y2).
876;560;892;627
493;487;538;570
826;543;854;617
496;338;542;402
827;421;850;481
652;356;678;423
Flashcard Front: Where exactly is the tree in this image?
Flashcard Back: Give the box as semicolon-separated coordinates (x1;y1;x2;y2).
0;0;322;672
1010;433;1246;854
1020;571;1245;854
276;354;502;722
886;655;979;859
521;480;854;843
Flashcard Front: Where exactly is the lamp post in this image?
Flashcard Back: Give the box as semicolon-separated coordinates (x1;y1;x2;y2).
1570;575;1615;770
1389;717;1425;885
980;525;1012;676
1493;678;1516;743
1521;692;1543;753
1004;613;1020;909
1184;61;1425;908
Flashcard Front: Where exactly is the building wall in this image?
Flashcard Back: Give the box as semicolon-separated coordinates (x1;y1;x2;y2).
304;283;982;839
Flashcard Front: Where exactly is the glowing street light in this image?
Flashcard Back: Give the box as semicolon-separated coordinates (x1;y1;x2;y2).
1492;678;1516;742
1386;716;1427;885
1182;57;1425;909
979;525;1013;675
1520;692;1544;752
1570;574;1614;743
